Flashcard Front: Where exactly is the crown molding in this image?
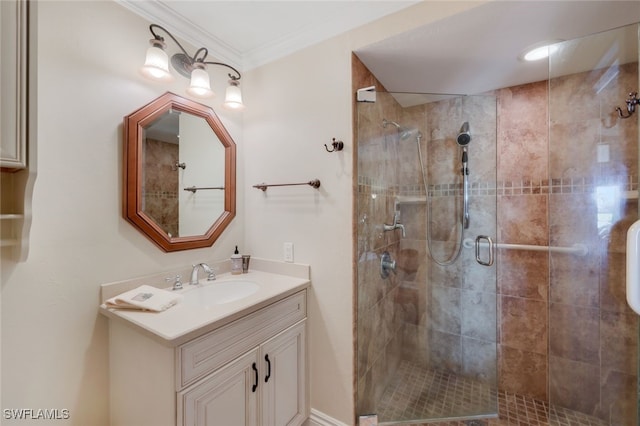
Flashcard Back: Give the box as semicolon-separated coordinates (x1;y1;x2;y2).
242;2;419;71
116;0;243;71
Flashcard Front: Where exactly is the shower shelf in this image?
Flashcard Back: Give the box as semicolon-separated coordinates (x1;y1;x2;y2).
463;238;588;256
624;190;638;200
395;196;427;205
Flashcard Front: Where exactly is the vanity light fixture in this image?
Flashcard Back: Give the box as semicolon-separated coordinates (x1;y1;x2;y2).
140;24;244;109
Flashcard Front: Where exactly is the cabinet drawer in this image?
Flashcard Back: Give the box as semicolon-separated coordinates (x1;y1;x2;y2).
177;290;306;390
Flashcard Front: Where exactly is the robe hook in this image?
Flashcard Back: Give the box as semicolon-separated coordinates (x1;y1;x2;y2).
616;91;639;119
324;138;344;153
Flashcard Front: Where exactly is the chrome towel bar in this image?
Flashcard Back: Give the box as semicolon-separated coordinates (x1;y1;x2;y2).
183;186;225;193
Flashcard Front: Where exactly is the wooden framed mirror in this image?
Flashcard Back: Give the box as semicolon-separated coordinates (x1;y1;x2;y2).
123;92;236;252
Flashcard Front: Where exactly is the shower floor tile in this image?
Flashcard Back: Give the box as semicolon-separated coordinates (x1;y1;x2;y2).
376;361;609;426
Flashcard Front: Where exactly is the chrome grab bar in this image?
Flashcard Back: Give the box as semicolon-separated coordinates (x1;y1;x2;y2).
475;235;494;266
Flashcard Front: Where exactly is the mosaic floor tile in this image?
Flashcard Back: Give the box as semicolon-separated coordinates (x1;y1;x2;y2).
375;361;610;426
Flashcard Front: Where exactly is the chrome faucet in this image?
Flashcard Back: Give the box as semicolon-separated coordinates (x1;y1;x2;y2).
190;263;216;285
383;211;406;238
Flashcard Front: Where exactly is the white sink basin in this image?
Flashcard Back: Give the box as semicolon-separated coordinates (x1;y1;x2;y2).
182;280;259;307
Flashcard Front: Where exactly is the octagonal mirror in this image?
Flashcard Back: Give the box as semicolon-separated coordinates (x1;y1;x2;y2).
123;92;236;252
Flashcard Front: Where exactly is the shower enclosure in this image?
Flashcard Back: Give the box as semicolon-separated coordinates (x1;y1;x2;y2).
355;23;639;425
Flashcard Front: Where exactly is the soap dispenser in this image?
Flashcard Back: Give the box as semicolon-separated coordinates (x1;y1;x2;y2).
231;246;243;275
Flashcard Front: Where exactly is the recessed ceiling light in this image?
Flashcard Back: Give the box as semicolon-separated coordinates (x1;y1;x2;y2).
519;40;563;61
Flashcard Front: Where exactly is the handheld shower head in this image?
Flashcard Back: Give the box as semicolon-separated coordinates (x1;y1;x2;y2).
457;122;471;146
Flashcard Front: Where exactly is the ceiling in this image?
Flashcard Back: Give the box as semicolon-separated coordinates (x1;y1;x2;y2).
120;1;640;103
118;0;419;71
356;1;640;102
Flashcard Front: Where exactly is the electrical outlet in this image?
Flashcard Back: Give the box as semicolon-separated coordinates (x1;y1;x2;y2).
283;242;294;262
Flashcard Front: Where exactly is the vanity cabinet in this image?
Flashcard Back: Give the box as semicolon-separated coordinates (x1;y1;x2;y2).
180;321;307;426
1;0;27;169
109;289;308;426
0;0;36;261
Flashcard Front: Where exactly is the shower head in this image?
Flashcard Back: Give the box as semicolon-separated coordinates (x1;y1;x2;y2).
457;122;471;146
382;118;421;141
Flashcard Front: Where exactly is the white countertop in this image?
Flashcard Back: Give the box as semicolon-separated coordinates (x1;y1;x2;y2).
99;265;310;347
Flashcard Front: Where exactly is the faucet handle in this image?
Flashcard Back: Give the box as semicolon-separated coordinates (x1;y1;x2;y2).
202;263;216;281
165;274;183;291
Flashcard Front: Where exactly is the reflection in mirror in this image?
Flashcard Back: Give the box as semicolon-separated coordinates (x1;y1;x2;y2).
142;110;225;237
124;92;236;252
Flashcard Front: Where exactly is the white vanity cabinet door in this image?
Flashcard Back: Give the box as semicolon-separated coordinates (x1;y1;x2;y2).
179;349;260;426
260;320;307;426
179;320;308;426
0;0;27;169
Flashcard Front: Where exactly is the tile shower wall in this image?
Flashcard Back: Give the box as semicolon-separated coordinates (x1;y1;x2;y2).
355;68;408;413
547;61;638;422
143;138;179;236
355;49;639;423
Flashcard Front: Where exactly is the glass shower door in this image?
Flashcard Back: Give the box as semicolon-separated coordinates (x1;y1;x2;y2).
355;91;498;424
547;23;639;424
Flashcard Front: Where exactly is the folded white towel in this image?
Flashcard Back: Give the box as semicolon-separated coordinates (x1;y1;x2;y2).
105;285;183;312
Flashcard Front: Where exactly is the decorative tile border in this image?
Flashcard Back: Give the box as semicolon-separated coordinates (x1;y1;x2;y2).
358;175;638;197
143;190;178;199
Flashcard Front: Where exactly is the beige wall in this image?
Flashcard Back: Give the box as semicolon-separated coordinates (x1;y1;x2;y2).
243;3;486;423
0;1;485;425
1;2;244;424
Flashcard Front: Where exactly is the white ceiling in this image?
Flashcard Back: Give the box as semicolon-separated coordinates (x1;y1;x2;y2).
356;1;640;100
120;1;640;101
118;0;419;71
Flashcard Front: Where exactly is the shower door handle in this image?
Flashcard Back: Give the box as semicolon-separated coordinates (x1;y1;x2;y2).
475;235;494;266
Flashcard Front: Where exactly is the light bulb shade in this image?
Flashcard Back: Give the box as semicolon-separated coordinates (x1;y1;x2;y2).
186;67;215;98
140;44;173;82
223;83;244;110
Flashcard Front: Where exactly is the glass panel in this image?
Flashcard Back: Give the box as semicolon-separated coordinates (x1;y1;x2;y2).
548;24;639;424
356;91;498;423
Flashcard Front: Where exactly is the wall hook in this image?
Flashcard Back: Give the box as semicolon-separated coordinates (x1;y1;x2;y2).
324;138;344;153
173;161;186;170
616;91;638;119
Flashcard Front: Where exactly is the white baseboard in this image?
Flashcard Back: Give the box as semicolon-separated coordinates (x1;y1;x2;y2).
306;408;350;426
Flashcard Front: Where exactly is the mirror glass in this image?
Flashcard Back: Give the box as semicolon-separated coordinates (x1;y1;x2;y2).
124;92;236;252
142;111;225;237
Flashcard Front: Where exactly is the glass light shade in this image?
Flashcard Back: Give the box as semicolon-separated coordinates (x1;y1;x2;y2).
186;67;215;98
140;45;173;82
223;83;244;110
